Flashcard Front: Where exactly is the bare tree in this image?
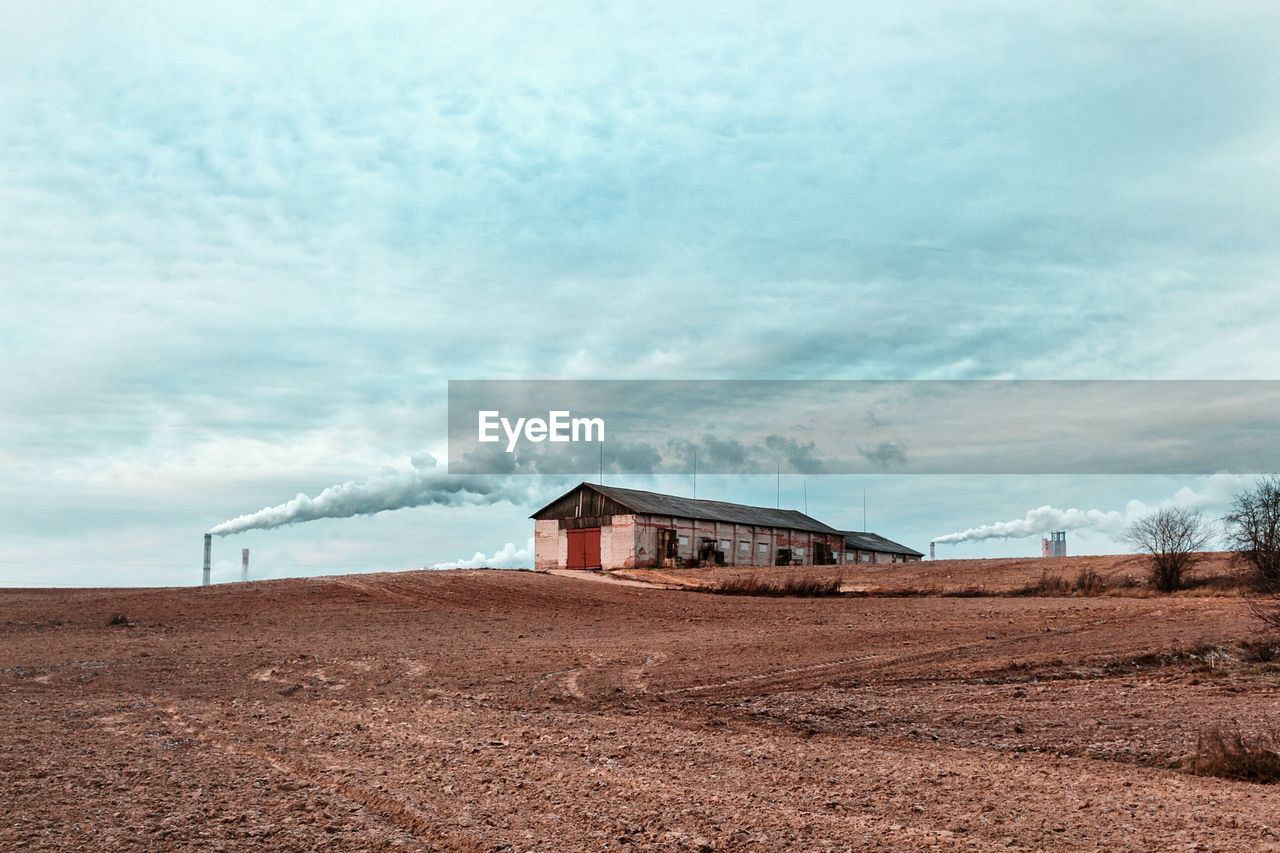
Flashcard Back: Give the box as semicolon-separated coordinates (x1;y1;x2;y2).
1223;476;1280;632
1223;475;1280;592
1124;507;1211;592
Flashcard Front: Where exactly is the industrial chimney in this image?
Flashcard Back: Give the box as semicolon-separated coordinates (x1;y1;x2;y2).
202;533;212;586
241;548;249;583
930;541;935;560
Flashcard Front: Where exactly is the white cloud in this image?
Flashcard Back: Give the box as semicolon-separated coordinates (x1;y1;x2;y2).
430;537;535;571
3;3;1280;583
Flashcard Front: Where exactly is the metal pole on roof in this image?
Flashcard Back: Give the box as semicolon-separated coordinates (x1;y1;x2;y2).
692;447;697;501
599;442;603;485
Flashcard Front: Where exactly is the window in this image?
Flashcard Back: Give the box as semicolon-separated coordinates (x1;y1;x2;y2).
757;543;768;553
678;535;689;547
738;541;750;553
719;539;730;551
795;547;806;557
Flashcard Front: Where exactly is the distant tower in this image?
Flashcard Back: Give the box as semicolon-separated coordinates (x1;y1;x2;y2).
930;541;936;560
202;534;212;586
1042;531;1067;558
241;548;250;583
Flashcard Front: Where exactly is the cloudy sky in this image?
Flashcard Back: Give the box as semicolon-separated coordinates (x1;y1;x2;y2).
2;2;1278;585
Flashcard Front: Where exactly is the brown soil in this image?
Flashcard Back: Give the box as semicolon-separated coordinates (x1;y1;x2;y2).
3;560;1279;850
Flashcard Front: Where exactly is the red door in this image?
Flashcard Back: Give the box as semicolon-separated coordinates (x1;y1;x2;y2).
566;528;602;569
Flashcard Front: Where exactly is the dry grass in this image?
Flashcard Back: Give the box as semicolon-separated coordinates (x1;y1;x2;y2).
1184;725;1280;784
708;575;843;597
1015;571;1071;596
1011;568;1148;598
1073;567;1106;596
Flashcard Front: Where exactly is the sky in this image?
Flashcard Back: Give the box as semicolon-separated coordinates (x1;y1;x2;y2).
2;2;1278;585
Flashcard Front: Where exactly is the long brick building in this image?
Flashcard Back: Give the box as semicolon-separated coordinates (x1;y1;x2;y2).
531;482;921;570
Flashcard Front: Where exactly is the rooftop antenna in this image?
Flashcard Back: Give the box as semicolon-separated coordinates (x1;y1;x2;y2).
692;447;697;501
599;442;603;486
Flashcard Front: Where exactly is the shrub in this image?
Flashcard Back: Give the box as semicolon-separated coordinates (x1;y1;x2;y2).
709;575;842;597
1185;724;1280;783
781;576;842;596
1124;507;1211;592
711;576;773;595
1073;567;1106;596
1026;571;1070;596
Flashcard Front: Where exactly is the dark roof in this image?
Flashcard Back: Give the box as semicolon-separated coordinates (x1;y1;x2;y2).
532;483;841;535
841;531;924;557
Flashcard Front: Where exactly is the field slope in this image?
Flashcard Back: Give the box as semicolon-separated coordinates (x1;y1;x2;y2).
2;564;1278;850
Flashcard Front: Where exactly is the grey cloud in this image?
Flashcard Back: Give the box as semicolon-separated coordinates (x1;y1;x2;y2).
763;435;827;475
603;441;664;475
858;442;908;470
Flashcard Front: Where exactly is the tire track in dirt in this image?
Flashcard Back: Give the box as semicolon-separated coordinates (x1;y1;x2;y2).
530;651;669;702
624;652;668;693
528;667;580;699
148;701;481;851
657;653;884;699
329;577;422;605
531;612;1151;706
658;611;1151;702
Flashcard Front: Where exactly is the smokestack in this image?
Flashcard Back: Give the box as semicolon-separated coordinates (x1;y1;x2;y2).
241;548;249;583
930;541;935;560
202;534;212;586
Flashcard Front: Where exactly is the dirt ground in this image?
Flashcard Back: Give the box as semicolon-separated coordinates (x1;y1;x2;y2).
3;557;1279;850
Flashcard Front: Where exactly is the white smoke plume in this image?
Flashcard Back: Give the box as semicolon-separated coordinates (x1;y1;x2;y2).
932;473;1250;546
430;537;535;570
932;506;1127;544
210;454;535;536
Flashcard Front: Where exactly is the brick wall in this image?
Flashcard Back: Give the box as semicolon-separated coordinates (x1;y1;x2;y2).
533;519;563;571
537;513;848;570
